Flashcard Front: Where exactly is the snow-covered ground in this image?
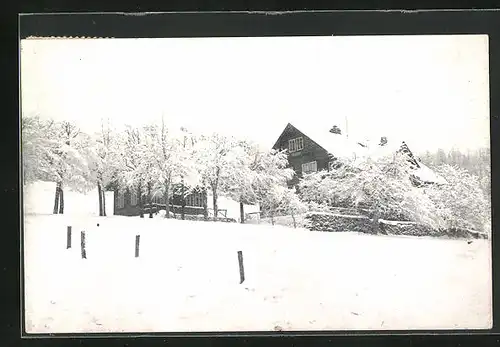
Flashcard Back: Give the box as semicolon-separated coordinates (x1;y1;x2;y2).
23;181;115;217
23;182;492;333
207;194;260;221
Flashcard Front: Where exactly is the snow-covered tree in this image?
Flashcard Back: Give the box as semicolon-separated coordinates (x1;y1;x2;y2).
21;114;56;184
219;140;262;223
192;133;239;218
259;185;306;227
118;125;149;218
259;185;286;225
22;116;97;214
302;153;444;233
251;149;294;200
426;164;490;233
251;149;295;220
90;118;121;216
217;141;296;223
140;119;199;219
298;170;345;207
176;127;202;219
43;121;95;214
138;124;165;218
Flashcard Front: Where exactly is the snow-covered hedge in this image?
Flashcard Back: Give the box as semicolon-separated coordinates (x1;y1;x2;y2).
442;228;488;239
378;220;437;237
304;213;487;239
379;220;487;239
304;212;373;233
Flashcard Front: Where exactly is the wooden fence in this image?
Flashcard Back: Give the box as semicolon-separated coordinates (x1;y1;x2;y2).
142;203;228;218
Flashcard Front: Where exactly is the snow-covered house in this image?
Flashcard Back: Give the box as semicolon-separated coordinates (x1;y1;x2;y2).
272;122;446;187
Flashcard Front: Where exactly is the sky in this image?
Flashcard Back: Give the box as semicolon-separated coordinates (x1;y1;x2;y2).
20;35;490;154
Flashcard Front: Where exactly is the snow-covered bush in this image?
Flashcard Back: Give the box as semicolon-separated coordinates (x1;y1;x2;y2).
300;153;444;233
378;220;439;237
305;212;373;233
285;193;308;228
299;170;353;208
306;201;333;213
425;164;490;233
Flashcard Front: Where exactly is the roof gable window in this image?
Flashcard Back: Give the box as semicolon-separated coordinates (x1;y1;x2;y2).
289;137;304;153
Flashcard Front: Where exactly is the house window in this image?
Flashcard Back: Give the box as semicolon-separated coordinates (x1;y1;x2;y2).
118;191;125;209
130;191;138;206
289;137;304;153
302;161;317;174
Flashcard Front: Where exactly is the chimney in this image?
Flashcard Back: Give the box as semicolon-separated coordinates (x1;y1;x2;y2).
329;125;342;135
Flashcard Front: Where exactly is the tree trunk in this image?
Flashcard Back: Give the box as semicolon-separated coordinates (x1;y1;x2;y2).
138;184;144;218
240;201;245;224
291;212;297;228
148;182;153;218
53;182;61;214
59;182;64;214
98;183;103;216
102;188;107;216
212;185;218;220
202;188;208;221
164;181;170;218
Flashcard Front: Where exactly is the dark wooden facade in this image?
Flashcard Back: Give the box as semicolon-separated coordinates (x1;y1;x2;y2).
114;185;207;217
272;123;333;186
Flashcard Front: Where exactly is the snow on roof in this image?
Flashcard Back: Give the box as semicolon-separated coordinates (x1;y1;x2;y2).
286;120;369;160
288;120;404;161
413;160;448;185
286;121;447;185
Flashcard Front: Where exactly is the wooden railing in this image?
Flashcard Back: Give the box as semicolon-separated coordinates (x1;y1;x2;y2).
142;203;228;218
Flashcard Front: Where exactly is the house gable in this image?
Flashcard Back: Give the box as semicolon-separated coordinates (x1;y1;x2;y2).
273;123;333;185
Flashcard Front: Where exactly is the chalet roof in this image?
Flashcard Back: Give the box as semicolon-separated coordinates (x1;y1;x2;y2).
281;120;447;185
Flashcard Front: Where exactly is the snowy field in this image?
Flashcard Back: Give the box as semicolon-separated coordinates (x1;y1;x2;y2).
23;182;492;333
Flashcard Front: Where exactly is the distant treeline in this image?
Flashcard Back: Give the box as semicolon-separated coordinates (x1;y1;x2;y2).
418;147;491;193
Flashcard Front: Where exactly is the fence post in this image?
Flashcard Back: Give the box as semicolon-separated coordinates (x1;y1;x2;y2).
238;251;245;284
66;226;72;249
135;235;140;258
81;231;87;259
